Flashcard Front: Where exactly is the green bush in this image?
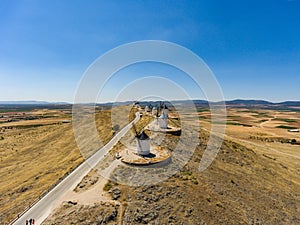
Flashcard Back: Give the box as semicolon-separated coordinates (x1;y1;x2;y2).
103;182;113;191
276;125;297;129
113;124;120;132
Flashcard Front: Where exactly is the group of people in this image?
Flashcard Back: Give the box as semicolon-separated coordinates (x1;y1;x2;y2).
25;218;35;225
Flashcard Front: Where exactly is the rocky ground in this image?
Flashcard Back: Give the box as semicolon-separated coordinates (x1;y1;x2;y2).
42;201;119;225
74;169;100;193
114;131;300;224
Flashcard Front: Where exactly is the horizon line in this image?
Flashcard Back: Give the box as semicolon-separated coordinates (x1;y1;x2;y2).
0;98;300;105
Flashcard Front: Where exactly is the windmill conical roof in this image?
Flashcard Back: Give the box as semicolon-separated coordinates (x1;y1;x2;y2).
136;131;150;140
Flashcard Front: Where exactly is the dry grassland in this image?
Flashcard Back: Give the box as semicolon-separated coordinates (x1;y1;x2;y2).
0;106;134;224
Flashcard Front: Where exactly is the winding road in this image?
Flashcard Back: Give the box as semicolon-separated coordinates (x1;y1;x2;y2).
13;113;140;225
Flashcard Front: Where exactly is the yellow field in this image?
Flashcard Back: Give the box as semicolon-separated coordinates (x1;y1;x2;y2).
0;106;133;224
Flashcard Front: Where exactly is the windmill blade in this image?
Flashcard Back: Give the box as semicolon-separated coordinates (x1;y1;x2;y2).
132;122;139;136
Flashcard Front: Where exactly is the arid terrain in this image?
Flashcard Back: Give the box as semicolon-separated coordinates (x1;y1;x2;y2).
0;105;134;224
1;103;300;224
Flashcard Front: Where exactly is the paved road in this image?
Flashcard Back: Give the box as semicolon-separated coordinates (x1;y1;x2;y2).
13;113;140;225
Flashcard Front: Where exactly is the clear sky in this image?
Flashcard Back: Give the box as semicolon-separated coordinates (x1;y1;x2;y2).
0;0;299;103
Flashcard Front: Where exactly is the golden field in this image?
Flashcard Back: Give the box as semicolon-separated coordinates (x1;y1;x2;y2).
0;105;134;224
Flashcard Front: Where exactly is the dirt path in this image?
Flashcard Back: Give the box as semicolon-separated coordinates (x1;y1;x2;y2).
259;112;280;128
53;176;125;225
50;160;125;224
259;117;273;128
258;113;279;136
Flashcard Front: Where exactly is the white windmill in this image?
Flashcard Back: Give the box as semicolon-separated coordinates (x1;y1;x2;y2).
158;104;168;129
133;101;140;109
152;106;158;116
145;105;151;113
136;131;150;156
132;124;150;156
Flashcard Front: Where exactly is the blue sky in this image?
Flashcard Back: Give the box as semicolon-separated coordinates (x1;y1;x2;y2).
0;0;299;102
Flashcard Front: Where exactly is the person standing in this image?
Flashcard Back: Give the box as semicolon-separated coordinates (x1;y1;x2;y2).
29;218;32;225
32;219;35;224
25;220;28;225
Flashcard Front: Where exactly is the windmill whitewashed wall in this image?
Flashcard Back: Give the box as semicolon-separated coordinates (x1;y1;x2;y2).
136;131;150;155
158;105;168;128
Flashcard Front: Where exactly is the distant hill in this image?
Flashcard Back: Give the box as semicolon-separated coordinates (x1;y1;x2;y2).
1;99;300;109
276;101;300;107
223;99;300;109
225;99;272;105
0;100;69;105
